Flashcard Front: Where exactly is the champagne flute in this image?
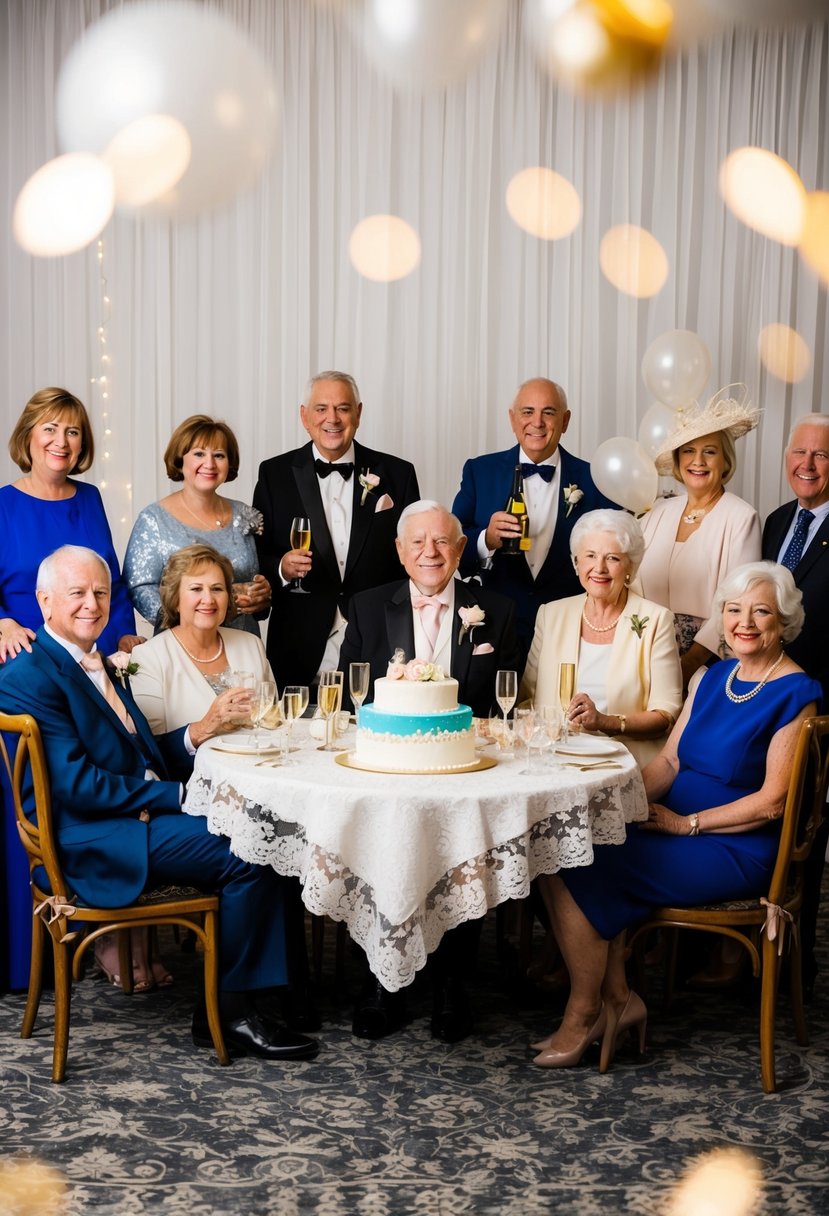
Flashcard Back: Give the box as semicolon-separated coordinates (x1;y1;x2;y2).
514;705;535;773
558;663;576;745
282;684;309;757
250;680;276;749
349;662;370;725
495;669;517;752
289;516;311;594
317;670;344;752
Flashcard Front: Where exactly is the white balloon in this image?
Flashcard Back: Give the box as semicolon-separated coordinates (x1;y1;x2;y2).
637;401;679;458
591;437;658;516
641;329;711;408
56;1;279;218
13;153;114;257
351;0;510;91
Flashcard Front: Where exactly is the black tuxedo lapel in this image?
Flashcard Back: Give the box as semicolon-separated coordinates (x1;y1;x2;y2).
345;442;375;580
384;584;416;663
293;449;340;583
450;582;476;690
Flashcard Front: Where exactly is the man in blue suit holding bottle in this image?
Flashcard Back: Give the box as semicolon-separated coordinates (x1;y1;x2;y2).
452;377;616;659
0;545;318;1061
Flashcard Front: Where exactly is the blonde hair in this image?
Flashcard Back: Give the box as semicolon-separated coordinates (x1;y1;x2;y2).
8;388;94;474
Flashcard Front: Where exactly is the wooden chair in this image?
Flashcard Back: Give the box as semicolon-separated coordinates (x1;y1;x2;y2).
629;714;829;1093
0;712;230;1082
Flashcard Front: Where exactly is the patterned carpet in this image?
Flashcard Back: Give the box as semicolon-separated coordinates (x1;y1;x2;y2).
1;910;828;1216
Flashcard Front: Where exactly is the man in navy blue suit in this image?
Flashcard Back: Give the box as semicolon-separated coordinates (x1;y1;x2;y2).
0;545;318;1060
453;377;616;659
762;414;829;997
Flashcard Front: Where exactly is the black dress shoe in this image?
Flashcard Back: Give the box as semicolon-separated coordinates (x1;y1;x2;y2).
352;979;405;1039
192;1010;319;1060
431;979;473;1044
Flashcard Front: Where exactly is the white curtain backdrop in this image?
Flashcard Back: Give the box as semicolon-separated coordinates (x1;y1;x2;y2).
1;1;827;562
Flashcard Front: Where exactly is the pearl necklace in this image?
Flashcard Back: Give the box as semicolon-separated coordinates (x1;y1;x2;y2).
172;630;225;664
724;652;785;703
582;602;623;633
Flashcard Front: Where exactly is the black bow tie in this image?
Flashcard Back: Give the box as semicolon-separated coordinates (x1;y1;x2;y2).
315;460;354;480
521;462;555;483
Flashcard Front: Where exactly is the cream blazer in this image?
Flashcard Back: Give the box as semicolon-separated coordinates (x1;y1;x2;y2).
131;627;273;736
637;491;761;654
520;591;683;768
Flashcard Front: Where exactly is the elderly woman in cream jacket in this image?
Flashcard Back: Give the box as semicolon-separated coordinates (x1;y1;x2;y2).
521;510;682;768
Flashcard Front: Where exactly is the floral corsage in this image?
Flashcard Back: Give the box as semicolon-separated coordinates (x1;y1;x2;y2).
236;505;264;537
359;469;380;507
458;604;485;642
629;614;649;638
109;652;139;686
563;484;584;517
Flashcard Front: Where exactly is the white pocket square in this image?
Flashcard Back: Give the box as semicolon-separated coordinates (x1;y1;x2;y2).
472;642;495;655
375;493;394;512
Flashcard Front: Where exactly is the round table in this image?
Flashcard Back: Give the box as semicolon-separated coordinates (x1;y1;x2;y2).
184;726;648;990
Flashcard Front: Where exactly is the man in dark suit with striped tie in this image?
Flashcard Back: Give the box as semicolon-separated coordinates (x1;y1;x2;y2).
762;413;829;997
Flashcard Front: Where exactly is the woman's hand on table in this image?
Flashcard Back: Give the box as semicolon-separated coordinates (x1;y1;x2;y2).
190;687;255;748
0;617;35;662
233;574;272;614
642;802;689;835
566;693;605;734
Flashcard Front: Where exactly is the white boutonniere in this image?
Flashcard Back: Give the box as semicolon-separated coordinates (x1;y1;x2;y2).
109;652;139;686
359;469;380;507
458;604;486;643
629;614;649;639
563;484;584;517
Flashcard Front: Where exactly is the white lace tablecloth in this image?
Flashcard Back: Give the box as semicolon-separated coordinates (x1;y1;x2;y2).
184;727;648;991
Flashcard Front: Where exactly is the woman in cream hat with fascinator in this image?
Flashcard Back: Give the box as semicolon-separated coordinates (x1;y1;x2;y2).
636;385;762;690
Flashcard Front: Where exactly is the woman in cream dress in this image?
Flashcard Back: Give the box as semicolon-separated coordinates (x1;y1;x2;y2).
637;388;762;689
521;510;682;768
130;544;272;780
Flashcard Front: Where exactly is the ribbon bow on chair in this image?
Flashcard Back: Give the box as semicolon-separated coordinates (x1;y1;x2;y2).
34;895;80;944
760;898;795;957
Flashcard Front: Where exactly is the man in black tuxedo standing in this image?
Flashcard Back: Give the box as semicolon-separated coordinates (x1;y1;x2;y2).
339;500;522;1042
762;413;829;997
253;371;420;692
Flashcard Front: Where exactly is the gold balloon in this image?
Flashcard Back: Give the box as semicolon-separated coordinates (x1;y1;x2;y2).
719;147;806;246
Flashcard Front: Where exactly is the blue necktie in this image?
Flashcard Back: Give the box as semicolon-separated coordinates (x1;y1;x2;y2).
780;509;814;571
521;463;554;483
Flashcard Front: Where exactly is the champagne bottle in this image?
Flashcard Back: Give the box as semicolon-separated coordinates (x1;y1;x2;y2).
502;464;531;555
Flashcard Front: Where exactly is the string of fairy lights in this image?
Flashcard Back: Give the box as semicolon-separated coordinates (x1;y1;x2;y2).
89;237;132;542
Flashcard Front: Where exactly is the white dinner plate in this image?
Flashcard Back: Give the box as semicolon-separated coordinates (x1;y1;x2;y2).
554;735;627;759
210;733;283;756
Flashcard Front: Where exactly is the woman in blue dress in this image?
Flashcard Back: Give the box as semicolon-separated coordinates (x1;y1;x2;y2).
531;561;821;1072
1;387;141;991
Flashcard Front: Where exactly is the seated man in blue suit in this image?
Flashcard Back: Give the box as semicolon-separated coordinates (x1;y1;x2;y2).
453;377;616;659
0;544;318;1061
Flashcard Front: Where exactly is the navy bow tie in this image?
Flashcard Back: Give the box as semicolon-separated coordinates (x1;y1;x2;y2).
315;460;354;480
520;462;555;483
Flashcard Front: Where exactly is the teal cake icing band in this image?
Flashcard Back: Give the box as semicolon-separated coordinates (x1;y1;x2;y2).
359;704;472;737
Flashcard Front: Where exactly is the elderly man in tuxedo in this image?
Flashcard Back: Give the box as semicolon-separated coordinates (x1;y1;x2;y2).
453;377;615;658
253;371;420;691
0;545;318;1061
339;500;522;1041
762;413;829;997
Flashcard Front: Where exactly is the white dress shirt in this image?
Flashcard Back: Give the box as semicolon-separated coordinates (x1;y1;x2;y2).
477;448;560;579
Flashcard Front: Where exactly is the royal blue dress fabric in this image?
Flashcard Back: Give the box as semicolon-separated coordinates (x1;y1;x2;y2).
0;479;135;991
562;662;822;941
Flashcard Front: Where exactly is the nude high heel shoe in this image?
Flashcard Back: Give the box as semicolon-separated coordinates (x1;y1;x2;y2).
599;990;647;1074
532;1007;606;1069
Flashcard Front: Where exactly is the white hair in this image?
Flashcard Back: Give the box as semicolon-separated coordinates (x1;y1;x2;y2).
396;500;462;541
713;560;804;643
570;509;645;575
302;370;361;406
786;413;829;447
36;545;111;594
